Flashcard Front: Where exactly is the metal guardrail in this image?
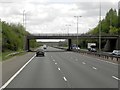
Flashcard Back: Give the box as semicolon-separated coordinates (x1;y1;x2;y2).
53;46;120;62
5;51;24;58
76;50;120;62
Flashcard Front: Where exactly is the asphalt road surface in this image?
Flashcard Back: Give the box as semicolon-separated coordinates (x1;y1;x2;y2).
6;47;119;88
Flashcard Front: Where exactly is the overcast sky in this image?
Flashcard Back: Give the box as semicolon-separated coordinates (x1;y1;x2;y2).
0;0;119;42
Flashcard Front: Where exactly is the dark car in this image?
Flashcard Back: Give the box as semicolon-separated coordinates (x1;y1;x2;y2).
36;49;45;57
90;48;97;52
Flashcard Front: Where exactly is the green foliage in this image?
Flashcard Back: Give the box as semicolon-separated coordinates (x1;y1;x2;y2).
29;40;38;48
109;26;120;35
81;8;120;49
2;21;38;52
89;8;119;35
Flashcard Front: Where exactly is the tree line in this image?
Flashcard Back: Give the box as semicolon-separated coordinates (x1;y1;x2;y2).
77;8;120;49
88;8;120;35
2;21;38;52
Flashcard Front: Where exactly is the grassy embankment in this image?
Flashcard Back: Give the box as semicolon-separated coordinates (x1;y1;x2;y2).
1;21;39;61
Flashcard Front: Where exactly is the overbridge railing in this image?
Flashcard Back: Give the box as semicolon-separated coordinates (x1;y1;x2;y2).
29;34;119;39
30;34;82;36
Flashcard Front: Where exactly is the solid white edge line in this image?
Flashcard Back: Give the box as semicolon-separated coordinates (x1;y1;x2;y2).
92;67;97;70
84;55;118;65
82;62;86;64
63;77;67;81
112;76;120;81
0;54;36;89
97;59;118;65
83;55;118;65
58;68;61;71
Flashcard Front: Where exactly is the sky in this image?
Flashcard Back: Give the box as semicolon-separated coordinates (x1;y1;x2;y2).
0;0;119;42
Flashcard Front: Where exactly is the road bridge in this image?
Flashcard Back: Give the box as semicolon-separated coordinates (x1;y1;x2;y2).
27;34;118;39
25;34;120;52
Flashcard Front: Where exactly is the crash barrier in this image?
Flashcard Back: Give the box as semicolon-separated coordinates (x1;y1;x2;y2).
53;46;120;63
5;51;25;58
73;50;120;63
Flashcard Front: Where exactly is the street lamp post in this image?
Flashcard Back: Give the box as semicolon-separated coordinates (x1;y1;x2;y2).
74;16;82;51
66;24;71;36
118;1;120;50
23;10;26;29
99;2;101;53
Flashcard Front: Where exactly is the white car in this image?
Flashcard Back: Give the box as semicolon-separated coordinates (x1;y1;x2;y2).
43;45;47;49
112;50;120;56
72;47;80;50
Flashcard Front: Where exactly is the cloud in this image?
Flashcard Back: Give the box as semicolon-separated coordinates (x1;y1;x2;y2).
0;0;119;35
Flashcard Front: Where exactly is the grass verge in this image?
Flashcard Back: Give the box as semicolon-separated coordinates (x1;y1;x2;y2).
2;50;27;61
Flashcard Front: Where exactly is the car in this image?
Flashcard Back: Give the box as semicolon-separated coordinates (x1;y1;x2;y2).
72;46;80;50
90;48;97;52
112;50;120;56
43;45;47;49
75;47;80;50
36;49;45;57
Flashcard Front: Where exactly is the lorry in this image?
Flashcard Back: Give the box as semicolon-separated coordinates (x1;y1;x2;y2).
87;43;96;52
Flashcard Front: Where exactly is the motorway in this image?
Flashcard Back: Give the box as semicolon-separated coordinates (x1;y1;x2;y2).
5;47;119;88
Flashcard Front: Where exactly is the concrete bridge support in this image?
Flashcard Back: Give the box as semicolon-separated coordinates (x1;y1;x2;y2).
115;36;120;50
104;37;120;52
67;39;72;51
104;39;116;52
25;38;30;51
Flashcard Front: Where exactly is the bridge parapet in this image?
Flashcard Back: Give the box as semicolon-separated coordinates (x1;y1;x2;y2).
27;34;119;39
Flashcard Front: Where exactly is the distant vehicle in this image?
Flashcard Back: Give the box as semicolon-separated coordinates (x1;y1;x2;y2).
112;50;120;56
43;45;47;49
90;48;97;52
74;47;80;50
72;46;80;50
72;44;80;50
36;49;45;57
87;43;96;52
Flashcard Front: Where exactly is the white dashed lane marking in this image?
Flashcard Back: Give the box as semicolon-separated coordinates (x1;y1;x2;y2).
58;68;61;71
82;62;86;64
63;77;67;81
112;76;120;81
92;67;97;70
55;63;57;65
